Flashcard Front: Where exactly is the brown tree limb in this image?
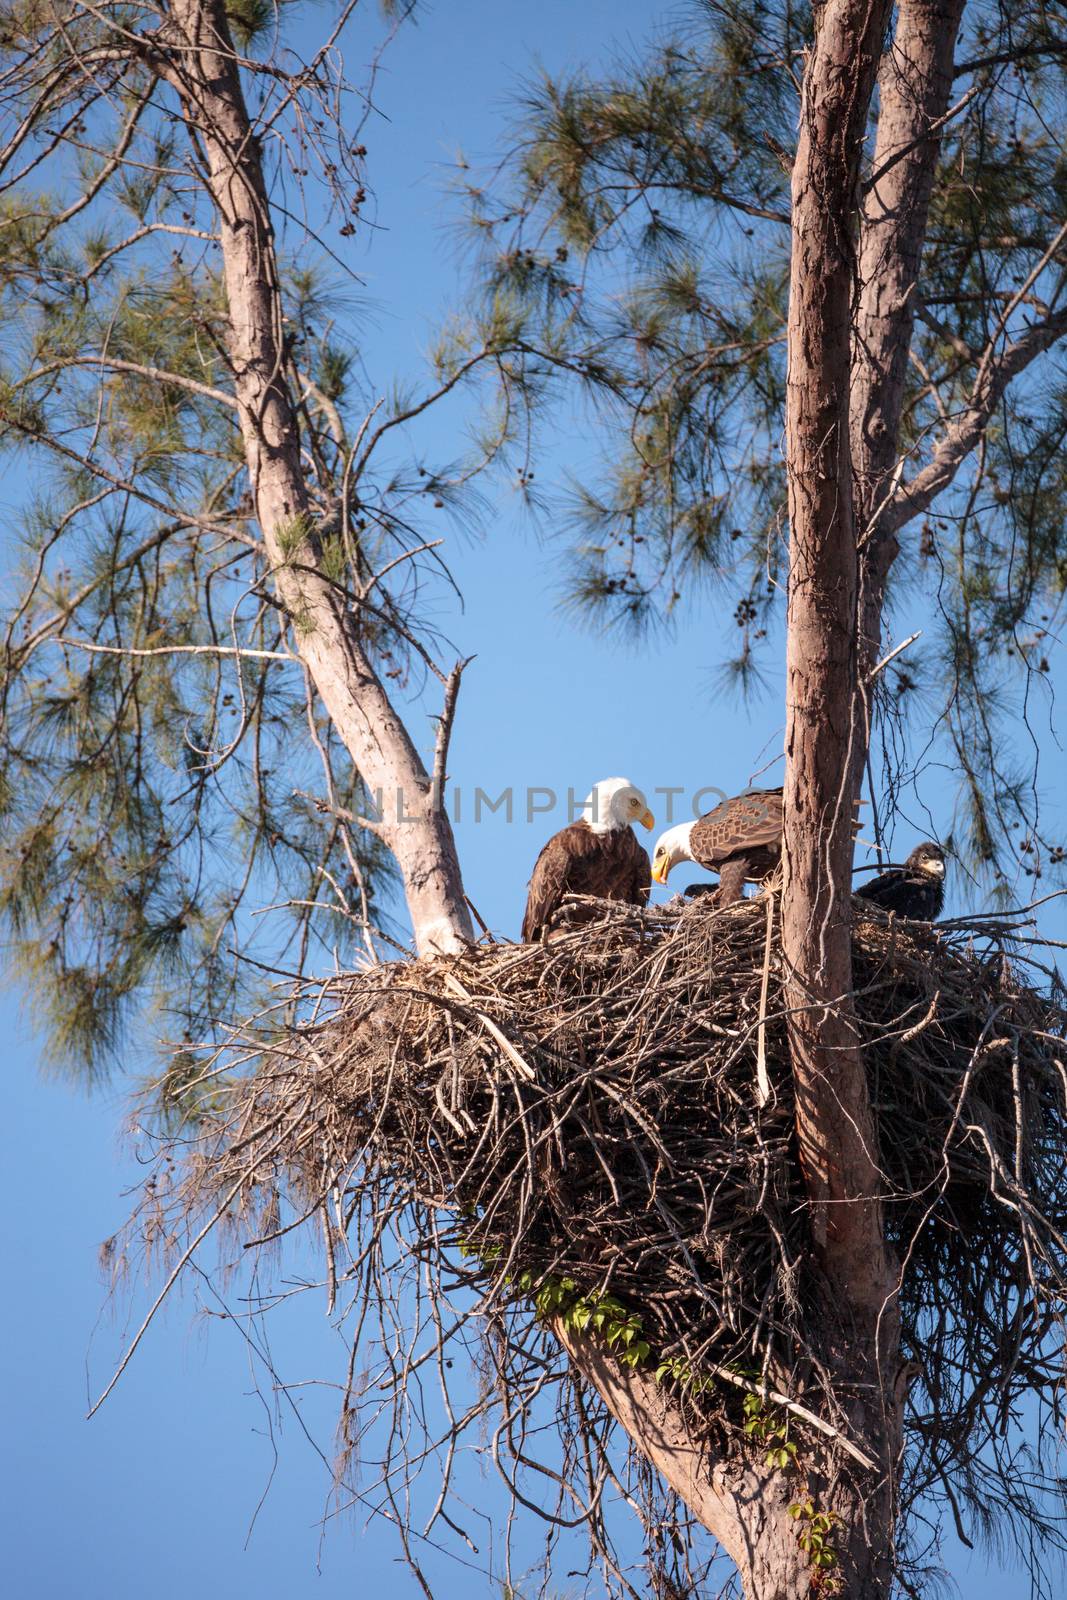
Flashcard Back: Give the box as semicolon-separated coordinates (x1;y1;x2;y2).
887;301;1067;534
784;0;895;1307
782;0;901;1589
850;0;968;671
158;0;473;955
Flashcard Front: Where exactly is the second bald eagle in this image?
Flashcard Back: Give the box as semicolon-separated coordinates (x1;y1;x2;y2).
651;788;783;904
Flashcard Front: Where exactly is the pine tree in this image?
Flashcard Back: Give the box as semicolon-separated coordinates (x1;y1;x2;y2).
3;5;1067;1599
0;0;525;1094
471;0;1067;886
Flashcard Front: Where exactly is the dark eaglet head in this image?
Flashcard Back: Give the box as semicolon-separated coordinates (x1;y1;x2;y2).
907;842;946;876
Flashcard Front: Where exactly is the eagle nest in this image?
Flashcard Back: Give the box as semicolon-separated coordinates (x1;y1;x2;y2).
131;893;1067;1572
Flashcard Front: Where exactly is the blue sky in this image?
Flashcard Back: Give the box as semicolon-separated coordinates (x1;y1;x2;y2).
2;2;1065;1596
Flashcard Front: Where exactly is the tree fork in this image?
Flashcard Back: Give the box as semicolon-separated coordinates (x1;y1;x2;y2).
158;0;472;955
557;1320;888;1600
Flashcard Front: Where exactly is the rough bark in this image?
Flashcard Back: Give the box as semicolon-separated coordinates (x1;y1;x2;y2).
781;0;902;1593
555;1323;811;1600
157;0;472;955
783;0;894;1297
850;0;967;678
558;1322;886;1600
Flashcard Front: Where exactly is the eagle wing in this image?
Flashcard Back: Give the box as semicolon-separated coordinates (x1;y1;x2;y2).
857;869;942;920
856;866;901;907
690;788;784;869
521;823;651;941
521;830;578;942
630;830;652;908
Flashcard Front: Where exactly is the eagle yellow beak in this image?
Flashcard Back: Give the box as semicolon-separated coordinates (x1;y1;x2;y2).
651;857;669;885
639;808;655;831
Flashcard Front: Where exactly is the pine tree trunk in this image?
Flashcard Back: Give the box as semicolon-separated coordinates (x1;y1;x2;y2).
156;0;472;956
780;0;902;1592
557;6;974;1592
850;0;967;685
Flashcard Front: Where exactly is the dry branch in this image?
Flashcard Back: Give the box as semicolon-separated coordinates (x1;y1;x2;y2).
118;894;1067;1593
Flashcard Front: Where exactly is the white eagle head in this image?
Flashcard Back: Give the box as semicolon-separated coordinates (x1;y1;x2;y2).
582;777;655;835
650;822;695;884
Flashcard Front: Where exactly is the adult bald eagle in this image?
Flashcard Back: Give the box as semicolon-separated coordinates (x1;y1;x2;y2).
521;777;654;942
651;788;783;905
857;842;946;920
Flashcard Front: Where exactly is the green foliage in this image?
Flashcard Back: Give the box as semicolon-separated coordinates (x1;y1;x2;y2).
0;0;520;1094
742;1390;798;1472
275;513;317;559
225;0;285;49
789;1500;841;1577
470;0;1067;886
516;1272;651;1367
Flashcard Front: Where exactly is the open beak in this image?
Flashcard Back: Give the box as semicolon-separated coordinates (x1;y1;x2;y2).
639;808;655;831
651;858;669;885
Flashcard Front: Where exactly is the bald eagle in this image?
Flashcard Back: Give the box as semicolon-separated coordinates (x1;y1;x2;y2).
521;777;654;942
650;788;783;905
857;842;946;920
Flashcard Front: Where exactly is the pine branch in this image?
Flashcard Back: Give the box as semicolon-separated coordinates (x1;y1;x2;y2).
0;407;258;548
889;302;1067;534
19;356;238;411
81;221;220;283
52;637;293;663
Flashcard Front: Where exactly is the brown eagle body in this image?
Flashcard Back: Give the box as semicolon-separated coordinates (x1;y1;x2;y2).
856;842;946;920
521;819;651;942
653;786;863;904
689;788;783;900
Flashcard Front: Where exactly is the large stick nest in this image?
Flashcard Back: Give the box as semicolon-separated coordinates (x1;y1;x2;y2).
142;893;1067;1576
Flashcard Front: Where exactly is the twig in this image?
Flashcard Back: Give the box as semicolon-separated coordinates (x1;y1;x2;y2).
464;895;495;942
756;890;775;1107
88;1105;309;1418
867;630;922;682
432;657;473;813
703;1363;878;1472
442;973;537;1082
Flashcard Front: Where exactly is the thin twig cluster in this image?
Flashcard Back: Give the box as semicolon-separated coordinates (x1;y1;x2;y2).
116;893;1067;1595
